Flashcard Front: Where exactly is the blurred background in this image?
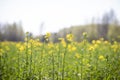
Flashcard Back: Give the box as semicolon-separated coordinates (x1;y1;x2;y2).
0;0;120;42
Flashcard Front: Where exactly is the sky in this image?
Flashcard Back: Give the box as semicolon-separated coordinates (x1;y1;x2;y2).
0;0;120;35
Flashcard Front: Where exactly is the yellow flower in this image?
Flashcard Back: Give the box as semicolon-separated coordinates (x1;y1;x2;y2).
19;46;25;51
71;46;76;51
59;38;66;47
24;38;28;41
45;32;51;38
88;46;94;51
99;55;105;61
48;43;54;49
66;33;73;42
92;40;96;44
68;44;76;51
96;40;101;44
94;44;98;48
111;44;119;52
16;43;21;48
34;42;42;47
104;41;109;44
29;39;34;43
82;32;87;37
75;53;80;59
100;38;104;41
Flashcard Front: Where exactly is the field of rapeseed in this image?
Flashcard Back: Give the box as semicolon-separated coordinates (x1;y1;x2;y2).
0;32;120;80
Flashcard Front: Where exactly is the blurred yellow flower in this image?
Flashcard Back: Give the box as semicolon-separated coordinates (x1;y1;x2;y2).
99;55;105;61
66;33;73;42
75;53;80;59
24;38;28;41
59;38;66;47
82;32;87;37
100;38;104;41
19;46;25;51
92;40;96;44
68;44;76;51
29;39;34;43
96;40;101;44
104;41;109;44
34;42;42;47
48;43;54;49
71;46;76;51
45;32;51;38
88;46;94;51
111;44;119;52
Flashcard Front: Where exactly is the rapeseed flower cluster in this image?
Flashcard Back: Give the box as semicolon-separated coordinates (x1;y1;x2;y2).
59;38;66;47
48;43;54;49
82;32;87;38
111;44;119;52
75;53;80;59
45;32;51;41
88;46;95;51
16;43;25;52
68;44;76;52
66;33;74;42
99;55;105;61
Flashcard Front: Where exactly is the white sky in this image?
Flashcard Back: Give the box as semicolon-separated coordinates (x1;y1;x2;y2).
0;0;120;35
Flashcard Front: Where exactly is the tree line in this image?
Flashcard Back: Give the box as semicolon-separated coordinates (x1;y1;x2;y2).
0;9;120;42
48;9;120;42
0;22;24;41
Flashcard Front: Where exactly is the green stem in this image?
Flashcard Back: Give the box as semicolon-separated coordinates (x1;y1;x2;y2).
81;53;83;80
39;42;45;80
25;35;29;78
76;65;79;80
57;43;61;80
0;42;3;80
62;44;68;80
89;52;92;80
52;52;55;80
17;50;20;79
29;42;33;78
